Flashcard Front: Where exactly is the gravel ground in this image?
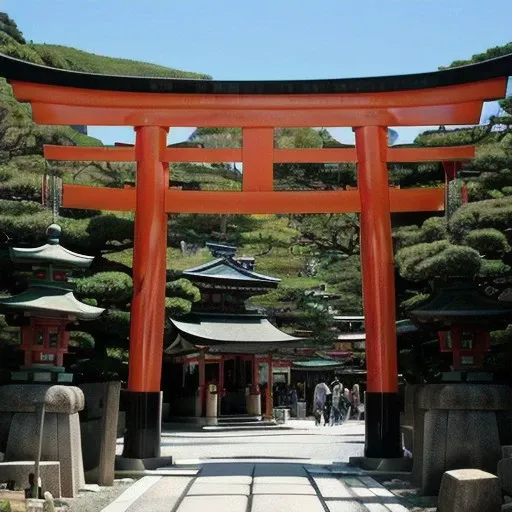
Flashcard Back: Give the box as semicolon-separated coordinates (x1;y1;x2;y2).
55;481;134;512
374;476;438;512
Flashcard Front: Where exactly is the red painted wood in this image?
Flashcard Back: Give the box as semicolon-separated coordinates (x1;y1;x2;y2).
355;126;398;394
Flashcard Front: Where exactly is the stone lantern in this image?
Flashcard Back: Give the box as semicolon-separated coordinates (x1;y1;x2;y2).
407;279;512;494
409;279;512;373
0;224;104;383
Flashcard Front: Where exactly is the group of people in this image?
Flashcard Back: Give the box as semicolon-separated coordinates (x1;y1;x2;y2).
313;378;361;426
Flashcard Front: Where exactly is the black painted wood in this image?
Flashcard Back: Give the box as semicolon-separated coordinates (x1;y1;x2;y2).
123;391;162;459
364;391;402;459
1;52;511;95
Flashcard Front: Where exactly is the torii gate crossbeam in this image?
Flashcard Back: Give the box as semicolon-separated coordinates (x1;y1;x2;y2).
1;51;511;464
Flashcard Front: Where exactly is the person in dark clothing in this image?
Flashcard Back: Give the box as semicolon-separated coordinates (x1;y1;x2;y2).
323;394;332;426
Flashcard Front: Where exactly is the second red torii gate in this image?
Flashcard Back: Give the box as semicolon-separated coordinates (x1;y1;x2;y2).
2;50;511;462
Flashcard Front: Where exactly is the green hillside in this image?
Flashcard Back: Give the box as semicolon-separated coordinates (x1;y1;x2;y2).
0;15;210;79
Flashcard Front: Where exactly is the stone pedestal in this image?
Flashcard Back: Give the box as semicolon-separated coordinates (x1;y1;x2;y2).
79;381;121;486
206;391;218;418
0;384;85;498
0;461;61;498
498;456;512;495
400;384;418;453
247;393;261;416
412;384;512;495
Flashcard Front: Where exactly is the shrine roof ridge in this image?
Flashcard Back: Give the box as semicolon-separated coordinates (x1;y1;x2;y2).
1;52;512;95
182;257;280;284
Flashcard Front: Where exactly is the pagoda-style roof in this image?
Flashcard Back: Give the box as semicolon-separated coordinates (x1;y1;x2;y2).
338;333;366;342
9;224;94;268
182;258;280;288
292;360;366;374
293;360;347;370
410;280;512;329
0;285;104;320
168;313;306;355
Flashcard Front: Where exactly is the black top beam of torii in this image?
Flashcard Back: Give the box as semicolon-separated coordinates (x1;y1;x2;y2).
0;52;511;95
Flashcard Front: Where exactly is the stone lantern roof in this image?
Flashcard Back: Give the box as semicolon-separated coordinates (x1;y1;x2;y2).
0;284;103;320
9;224;94;269
0;225;104;321
409;280;512;330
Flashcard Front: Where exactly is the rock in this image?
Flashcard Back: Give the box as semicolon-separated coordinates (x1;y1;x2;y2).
80;484;101;492
114;478;134;485
26;499;44;511
438;469;501;512
503;446;512;459
44;491;56;512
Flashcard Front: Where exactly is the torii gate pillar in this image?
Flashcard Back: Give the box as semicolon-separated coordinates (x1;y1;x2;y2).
123;126;168;459
355;126;401;458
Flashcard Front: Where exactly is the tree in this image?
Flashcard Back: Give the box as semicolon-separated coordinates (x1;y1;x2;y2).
0;17;204;381
390;43;512;382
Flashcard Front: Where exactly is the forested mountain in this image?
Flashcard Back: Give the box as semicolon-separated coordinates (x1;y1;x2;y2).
0;12;510;383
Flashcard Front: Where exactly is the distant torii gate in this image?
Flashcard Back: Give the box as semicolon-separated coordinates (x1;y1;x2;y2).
2;52;511;462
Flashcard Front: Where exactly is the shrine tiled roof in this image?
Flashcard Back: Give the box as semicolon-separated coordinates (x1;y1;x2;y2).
182;258;280;287
168;313;307;354
171;313;299;343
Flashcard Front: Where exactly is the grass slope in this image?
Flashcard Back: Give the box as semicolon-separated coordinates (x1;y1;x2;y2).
0;28;210;79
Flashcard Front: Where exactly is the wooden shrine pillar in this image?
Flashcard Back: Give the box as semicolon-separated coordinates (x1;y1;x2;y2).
218;355;225;416
265;354;274;420
123;126;168;460
248;355;261;416
354;126;401;459
198;349;206;417
252;355;259;393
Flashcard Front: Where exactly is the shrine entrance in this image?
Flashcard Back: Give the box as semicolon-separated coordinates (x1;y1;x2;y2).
222;356;251;415
1;50;511;463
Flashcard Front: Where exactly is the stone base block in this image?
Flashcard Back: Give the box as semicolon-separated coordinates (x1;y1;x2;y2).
348;456;412;472
412;384;512;495
247;394;261;416
438;469;501;512
115;455;172;472
502;446;512;459
0;461;61;498
274;408;290;424
498;457;512;495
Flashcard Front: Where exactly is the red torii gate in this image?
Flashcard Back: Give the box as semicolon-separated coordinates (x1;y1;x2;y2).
2;51;511;463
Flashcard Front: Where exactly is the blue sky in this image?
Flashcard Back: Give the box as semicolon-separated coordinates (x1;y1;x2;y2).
2;0;511;146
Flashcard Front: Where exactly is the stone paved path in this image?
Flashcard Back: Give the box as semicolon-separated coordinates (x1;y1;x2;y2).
102;462;410;512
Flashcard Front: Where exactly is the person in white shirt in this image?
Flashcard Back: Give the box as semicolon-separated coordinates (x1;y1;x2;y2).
313;380;331;426
330;377;343;426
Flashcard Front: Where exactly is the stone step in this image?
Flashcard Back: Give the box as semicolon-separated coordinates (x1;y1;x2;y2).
217;415;262;423
203;422;284;431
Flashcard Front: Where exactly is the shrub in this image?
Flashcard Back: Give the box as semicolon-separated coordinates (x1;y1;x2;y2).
450;196;512;242
74;272;133;305
166;278;200;303
464;229;511;257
